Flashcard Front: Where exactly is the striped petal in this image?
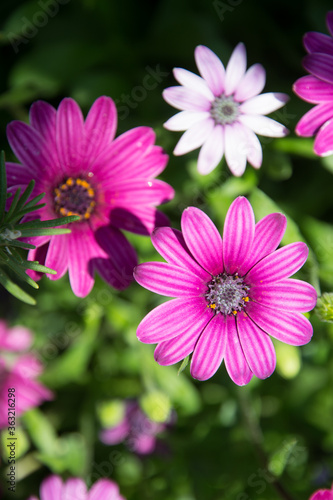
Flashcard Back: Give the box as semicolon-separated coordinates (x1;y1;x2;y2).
225;43;247;96
194;45;225;96
163;86;211;111
56;98;85;174
303;53;333;85
224;315;253;386
84;96;117;165
234;63;266;102
295;103;333;137
250;278;317;312
314;118;333;156
304;31;333;55
40;475;64;500
293;75;333;103
173;67;215;100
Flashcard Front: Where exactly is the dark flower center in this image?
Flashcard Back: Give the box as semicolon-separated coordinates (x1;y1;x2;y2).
205;273;250;316
53;177;96;221
210;95;239;125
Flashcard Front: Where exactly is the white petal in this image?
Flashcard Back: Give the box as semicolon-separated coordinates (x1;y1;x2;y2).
225;43;247;96
241;126;263;168
164;110;211;131
234;63;266;101
163;86;211;111
240;92;290;115
239;114;289;137
173;118;215;155
173;68;215;101
224;122;247;176
194;45;225;96
197;125;224;174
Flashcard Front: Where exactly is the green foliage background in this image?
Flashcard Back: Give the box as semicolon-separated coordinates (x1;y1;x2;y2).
1;0;333;499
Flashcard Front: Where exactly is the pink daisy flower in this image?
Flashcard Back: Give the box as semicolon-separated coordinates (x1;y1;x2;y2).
163;44;289;176
27;475;125;500
309;483;333;500
6;96;174;297
134;197;317;385
293;11;333;156
0;321;53;428
100;400;172;455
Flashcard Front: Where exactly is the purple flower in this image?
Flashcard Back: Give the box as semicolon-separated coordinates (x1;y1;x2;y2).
100;400;170;455
309;483;333;500
293;11;333;156
6;96;174;297
0;321;53;428
134;197;317;385
163;44;289;176
27;475;125;500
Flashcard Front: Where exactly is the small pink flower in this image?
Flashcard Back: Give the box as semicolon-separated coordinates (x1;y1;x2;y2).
100;400;171;455
293;11;333;156
309;483;333;500
163;44;289;176
0;321;53;428
27;475;126;500
134;197;317;385
6;96;174;297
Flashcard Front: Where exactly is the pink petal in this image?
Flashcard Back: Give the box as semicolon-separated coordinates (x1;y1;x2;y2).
6;121;52;177
295;103;333;136
237;312;276;379
67;225;95;297
45;234;69;280
5;162;37;187
223;197;255;274
251;278;317;312
106;179;174;206
164;110;211;131
239;114;288;137
63;478;87;500
293;75;333;103
0;323;32;351
240;92;289;115
173;67;215;100
190;314;228;380
303;53;333;85
314;118;333;156
224;122;247;176
224;315;253;385
110;205;170;236
173;118;215;155
89;479;121;500
163;86;211;111
136;296;212;344
246;301;313;346
225;43;247;96
94;225;137;290
181;206;223;275
100;420;130;445
154;310;210;366
303;31;333;55
55;98;85;174
84;96;117;166
197;124;224;175
246;242;309;284
134;262;207;297
238;213;287;275
234;63;266;102
194;45;226;96
26;243;49;281
29;101;59;171
151;227;210;280
309;490;332;500
40;475;64;500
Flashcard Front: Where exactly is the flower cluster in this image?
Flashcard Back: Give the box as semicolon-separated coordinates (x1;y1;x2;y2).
310;483;333;500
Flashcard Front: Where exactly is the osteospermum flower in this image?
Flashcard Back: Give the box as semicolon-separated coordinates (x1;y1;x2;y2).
134;197;317;385
309;483;333;500
0;321;53;427
28;475;125;500
293;11;333;156
6;96;174;297
163;44;289;176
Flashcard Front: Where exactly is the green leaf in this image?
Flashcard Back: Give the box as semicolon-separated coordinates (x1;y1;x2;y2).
22;408;58;456
18;227;72;237
23;261;57;275
0;267;36;304
178;355;190;375
4;257;39;289
4;187;21;223
272;137;316;158
14;180;35;212
268;437;297;477
0;238;35;250
18;215;80;229
0;151;7;223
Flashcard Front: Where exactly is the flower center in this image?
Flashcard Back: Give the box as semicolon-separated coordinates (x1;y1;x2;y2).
53;177;96;221
210;95;239;125
205;273;250;316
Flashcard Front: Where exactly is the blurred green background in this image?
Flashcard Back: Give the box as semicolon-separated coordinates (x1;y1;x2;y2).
1;0;333;499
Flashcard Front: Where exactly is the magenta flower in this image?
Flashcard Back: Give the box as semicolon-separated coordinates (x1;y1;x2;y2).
28;475;125;500
293;11;333;156
163;44;289;176
100;400;171;455
0;321;53;428
134;197;317;385
6;96;174;297
309;483;333;500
